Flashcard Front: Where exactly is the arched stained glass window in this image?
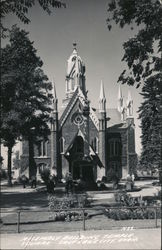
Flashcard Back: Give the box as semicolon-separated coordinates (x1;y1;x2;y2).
60;137;65;153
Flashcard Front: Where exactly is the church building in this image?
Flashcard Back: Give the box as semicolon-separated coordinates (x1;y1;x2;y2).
20;44;137;183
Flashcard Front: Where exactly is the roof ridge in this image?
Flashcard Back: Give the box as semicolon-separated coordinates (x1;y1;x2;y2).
59;88;79;127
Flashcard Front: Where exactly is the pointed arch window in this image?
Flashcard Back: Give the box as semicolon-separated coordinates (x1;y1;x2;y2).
95;137;99;153
38;140;48;157
108;139;121;157
91;137;98;153
60;137;65;154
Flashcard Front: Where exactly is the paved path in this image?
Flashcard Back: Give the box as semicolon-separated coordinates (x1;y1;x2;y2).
1;228;161;249
87;180;160;200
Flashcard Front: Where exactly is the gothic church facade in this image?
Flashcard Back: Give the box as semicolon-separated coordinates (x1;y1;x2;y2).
20;45;137;182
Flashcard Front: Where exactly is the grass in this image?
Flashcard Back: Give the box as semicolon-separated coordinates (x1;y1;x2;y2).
1;212;161;234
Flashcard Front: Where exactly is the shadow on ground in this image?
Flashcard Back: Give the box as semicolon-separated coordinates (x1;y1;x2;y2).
1;190;48;209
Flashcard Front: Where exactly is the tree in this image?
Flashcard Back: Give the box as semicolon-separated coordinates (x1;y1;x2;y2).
1;25;53;185
107;0;162;176
0;0;66;38
13;151;20;169
138;79;160;172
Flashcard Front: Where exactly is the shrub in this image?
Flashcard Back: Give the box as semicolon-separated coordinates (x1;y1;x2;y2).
0;168;7;179
104;206;161;220
50;211;89;222
146;208;155;219
48;193;92;222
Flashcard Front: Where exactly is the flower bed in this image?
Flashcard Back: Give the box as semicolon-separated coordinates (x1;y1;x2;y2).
104;207;161;220
50;211;89;222
104;190;161;221
48;193;92;222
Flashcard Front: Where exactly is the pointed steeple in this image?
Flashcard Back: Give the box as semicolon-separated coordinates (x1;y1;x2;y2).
52;80;58;111
72;42;77;55
98;80;106;178
121;99;126;121
117;84;123;113
126;89;133;117
63;44;86;107
99;80;106;112
127;89;132;103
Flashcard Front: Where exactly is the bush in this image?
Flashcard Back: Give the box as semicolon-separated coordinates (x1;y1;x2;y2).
114;191;145;207
48;193;91;222
0;168;7;180
104;206;161;221
50;211;89;222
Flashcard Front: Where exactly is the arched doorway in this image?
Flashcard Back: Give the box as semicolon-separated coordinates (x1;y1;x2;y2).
68;136;94;183
37;163;49;181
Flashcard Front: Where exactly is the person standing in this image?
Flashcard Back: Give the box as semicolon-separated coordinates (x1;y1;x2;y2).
31;175;37;188
22;175;27;188
65;172;73;194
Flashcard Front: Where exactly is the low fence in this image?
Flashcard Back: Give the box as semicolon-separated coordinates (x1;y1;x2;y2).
0;206;161;234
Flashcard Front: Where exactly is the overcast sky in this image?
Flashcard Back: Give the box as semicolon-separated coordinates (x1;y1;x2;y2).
1;0;143;165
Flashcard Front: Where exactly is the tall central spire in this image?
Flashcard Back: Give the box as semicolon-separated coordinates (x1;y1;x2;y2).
63;44;86;107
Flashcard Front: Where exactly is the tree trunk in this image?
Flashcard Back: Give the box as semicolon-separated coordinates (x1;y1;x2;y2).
159;92;162;184
7;146;12;186
28;136;37;180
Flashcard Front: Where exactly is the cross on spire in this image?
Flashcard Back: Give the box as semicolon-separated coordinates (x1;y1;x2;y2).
73;42;77;49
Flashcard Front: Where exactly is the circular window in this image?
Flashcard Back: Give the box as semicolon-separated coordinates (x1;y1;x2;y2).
72;113;84;126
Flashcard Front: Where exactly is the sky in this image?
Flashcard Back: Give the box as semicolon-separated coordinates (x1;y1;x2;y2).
1;0;143;166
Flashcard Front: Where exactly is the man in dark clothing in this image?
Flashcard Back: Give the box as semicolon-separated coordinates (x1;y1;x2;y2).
31;175;37;188
65;172;73;194
21;175;27;188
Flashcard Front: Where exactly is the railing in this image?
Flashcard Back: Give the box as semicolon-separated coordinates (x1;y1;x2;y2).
0;206;161;234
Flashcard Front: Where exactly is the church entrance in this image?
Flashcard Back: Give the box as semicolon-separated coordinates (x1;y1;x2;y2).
67;136;95;184
72;160;94;182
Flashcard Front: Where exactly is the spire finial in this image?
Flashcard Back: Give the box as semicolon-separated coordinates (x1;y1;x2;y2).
99;80;106;112
99;80;106;100
127;89;133;116
73;42;77;49
117;84;123;113
118;84;122;100
127;89;132;102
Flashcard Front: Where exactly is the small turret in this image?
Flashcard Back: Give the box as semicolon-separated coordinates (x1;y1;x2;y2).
121;99;126;121
117;84;123;113
126;90;133;117
52;80;58;112
99;80;106;112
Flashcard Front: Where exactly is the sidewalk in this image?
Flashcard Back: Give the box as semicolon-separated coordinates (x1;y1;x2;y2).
0;181;45;194
1;228;161;249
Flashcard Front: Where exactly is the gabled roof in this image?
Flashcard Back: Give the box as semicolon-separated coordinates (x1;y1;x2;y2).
63;128;104;168
59;87;99;130
59;87;79;128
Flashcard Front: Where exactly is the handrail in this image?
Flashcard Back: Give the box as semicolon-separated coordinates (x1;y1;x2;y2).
1;205;161;213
